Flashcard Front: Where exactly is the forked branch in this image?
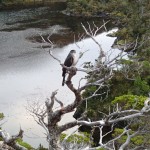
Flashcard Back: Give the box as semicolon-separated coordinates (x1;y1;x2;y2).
0;129;27;150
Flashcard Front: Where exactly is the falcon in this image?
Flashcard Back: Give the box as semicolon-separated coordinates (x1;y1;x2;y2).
62;50;77;86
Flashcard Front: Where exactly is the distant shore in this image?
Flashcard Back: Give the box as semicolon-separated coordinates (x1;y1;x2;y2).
0;1;66;11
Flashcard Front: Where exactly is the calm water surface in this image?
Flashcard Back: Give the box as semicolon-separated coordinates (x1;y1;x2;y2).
0;7;118;148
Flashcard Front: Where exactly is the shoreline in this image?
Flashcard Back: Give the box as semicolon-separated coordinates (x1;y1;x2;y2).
0;1;67;11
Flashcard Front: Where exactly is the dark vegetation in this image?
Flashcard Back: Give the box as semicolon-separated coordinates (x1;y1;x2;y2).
66;0;150;148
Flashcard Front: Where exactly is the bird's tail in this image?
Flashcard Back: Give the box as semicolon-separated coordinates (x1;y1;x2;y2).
62;68;66;86
62;75;65;86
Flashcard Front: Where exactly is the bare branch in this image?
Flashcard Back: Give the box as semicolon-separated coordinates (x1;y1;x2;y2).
81;23;105;60
55;97;64;109
49;50;61;64
59;120;77;133
79;69;113;91
119;129;138;150
75;98;150;128
46;90;58;112
141;98;150;113
0;129;27;150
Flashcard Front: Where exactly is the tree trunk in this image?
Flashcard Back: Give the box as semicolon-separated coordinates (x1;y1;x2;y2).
48;128;61;150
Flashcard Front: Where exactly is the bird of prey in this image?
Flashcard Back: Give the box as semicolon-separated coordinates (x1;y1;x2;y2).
62;50;77;86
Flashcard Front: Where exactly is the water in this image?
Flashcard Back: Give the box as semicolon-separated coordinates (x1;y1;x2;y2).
0;7;118;148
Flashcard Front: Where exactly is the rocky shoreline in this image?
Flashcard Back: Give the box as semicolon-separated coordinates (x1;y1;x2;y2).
0;1;66;11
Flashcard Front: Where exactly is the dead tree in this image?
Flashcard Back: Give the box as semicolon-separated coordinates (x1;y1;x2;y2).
27;22;150;150
0;113;27;150
0;129;27;150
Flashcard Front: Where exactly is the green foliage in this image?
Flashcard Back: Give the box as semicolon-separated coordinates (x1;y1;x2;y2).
112;128;126;144
112;128;149;148
131;135;144;145
111;94;147;110
75;84;111;120
133;77;150;95
143;61;150;70
96;148;106;150
67;0;104;16
16;138;33;150
0;113;4;120
118;59;133;65
0;113;3;140
68;1;150;148
112;97;150;148
72;0;150;121
60;132;91;144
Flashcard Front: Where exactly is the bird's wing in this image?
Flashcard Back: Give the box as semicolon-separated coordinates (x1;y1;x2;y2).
64;55;74;67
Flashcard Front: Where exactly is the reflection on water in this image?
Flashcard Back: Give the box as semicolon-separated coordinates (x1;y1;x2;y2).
0;7;118;148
